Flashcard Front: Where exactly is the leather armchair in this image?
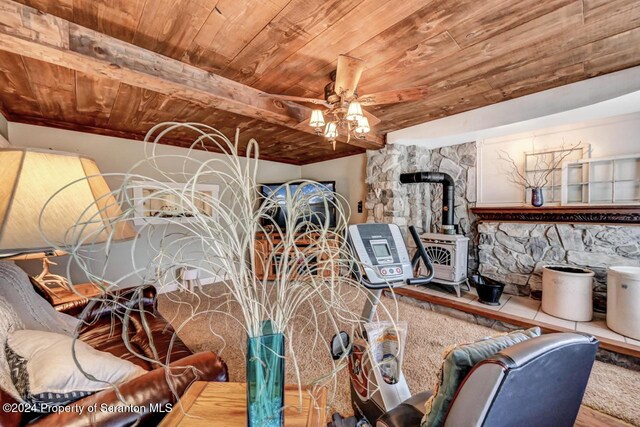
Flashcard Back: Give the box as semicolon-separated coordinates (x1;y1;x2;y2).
377;333;599;427
0;285;228;427
76;286;195;369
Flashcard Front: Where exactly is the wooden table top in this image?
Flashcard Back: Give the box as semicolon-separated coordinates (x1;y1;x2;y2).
160;382;327;427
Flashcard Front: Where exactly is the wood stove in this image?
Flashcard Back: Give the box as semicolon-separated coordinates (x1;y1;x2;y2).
418;233;470;297
400;171;471;297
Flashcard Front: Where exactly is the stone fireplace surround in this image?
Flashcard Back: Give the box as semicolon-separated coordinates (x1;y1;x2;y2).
477;222;640;312
366;143;640;313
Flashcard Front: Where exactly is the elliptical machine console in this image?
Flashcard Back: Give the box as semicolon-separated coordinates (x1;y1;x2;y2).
348;223;435;289
330;223;435;427
348;224;412;284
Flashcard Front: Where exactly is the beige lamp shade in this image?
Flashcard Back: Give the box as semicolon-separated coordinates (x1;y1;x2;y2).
355;116;370;135
0;148;136;257
324;122;338;139
309;109;325;128
345;100;364;121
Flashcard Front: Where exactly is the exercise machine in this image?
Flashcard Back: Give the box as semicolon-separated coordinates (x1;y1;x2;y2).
330;223;435;427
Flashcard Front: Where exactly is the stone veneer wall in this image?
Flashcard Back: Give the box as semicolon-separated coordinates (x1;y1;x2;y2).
365;142;478;272
365;142;640;312
478;223;640;312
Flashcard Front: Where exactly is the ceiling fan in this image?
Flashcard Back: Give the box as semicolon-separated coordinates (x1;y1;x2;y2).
263;54;429;149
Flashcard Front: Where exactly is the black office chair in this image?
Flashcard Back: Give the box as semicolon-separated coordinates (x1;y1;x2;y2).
378;333;599;427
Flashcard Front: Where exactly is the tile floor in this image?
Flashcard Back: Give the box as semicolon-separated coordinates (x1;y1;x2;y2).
407;283;639;348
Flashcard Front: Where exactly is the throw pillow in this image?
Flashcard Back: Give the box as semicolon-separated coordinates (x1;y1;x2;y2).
5;329;147;412
422;327;541;427
0;261;79;335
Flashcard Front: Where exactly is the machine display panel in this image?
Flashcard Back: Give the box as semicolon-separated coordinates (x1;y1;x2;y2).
371;241;393;263
347;223;413;284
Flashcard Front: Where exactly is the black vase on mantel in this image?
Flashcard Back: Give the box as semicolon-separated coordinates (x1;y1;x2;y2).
531;187;544;207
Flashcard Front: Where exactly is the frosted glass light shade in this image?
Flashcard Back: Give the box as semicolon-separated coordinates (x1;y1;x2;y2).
346;100;364;121
309;110;325;128
355;116;370;135
0;148;136;257
324;122;338;139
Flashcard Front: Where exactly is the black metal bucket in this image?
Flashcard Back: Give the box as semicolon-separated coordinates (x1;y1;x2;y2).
471;274;506;306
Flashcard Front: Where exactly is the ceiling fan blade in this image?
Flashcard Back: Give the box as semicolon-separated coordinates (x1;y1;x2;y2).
263;93;330;107
362;109;381;127
359;86;428;106
335;54;365;99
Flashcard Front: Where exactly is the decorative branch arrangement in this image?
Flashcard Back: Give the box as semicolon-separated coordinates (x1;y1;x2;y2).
498;141;582;189
39;122;399;420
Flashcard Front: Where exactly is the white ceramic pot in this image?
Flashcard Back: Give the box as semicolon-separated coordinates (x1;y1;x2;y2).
542;265;594;322
607;266;640;340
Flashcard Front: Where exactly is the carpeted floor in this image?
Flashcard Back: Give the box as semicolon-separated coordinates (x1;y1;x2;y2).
158;287;640;426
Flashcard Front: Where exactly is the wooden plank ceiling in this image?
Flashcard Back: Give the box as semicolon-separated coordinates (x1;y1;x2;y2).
0;0;639;164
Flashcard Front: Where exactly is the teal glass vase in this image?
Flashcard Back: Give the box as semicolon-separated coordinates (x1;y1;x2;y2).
246;320;285;427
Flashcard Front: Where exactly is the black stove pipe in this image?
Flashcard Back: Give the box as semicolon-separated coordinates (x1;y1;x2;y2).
400;171;456;234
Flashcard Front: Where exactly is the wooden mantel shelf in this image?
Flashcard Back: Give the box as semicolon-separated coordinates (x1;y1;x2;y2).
471;206;640;224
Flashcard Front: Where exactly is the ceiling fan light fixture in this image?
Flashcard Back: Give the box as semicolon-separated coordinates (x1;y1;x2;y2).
324;121;338;139
355;116;370;136
265;55;428;148
309;109;325;128
346;100;364;121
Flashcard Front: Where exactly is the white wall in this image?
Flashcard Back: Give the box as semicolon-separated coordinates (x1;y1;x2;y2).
6;123;372;286
301;154;367;224
478;112;640;205
8;123;301;287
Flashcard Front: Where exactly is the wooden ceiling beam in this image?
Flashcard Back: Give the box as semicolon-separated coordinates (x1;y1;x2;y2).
0;0;384;150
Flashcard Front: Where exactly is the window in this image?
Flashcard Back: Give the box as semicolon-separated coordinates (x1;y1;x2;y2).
562;154;640;205
523;146;586;204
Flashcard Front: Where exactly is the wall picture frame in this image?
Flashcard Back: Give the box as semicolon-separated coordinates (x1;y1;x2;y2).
131;181;219;225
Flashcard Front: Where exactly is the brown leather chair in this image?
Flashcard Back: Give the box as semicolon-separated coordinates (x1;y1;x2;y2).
0;285;228;427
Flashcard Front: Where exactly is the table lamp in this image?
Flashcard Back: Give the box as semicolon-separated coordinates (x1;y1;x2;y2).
0;148;136;291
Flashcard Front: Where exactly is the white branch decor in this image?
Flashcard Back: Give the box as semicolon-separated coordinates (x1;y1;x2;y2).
39;122;398;416
497;141;583;189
